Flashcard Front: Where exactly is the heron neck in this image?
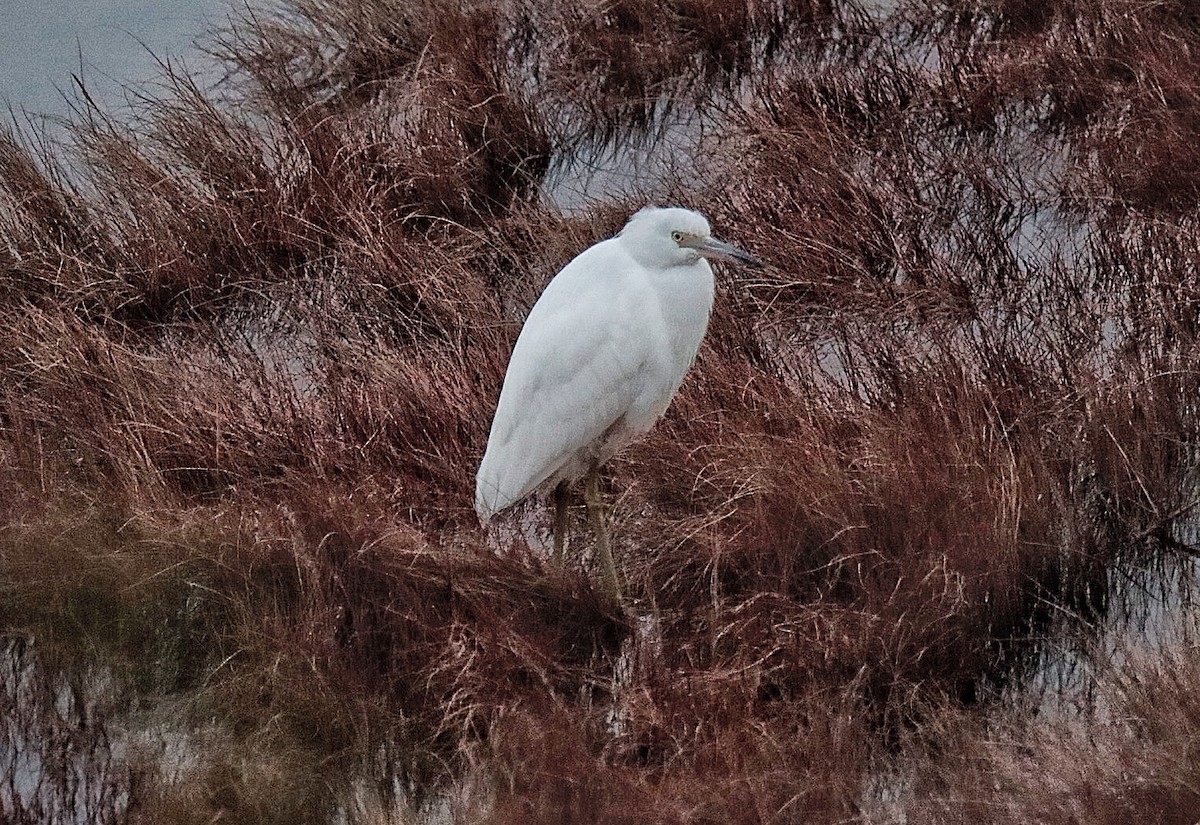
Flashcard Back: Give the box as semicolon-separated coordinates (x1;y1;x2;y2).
651;259;715;347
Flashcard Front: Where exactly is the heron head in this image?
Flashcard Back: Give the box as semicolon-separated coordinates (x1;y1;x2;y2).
620;206;763;271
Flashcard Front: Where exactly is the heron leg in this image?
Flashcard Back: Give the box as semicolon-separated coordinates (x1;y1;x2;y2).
584;465;623;604
552;480;569;564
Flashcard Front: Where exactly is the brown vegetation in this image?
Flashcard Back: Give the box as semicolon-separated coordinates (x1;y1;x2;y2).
3;0;1200;822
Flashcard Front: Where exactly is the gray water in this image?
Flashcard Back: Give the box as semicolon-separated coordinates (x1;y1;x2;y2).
0;1;223;118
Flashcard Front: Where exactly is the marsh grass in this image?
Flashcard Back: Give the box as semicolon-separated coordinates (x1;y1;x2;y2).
4;0;1200;821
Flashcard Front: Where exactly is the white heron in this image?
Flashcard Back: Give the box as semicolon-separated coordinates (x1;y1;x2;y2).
475;206;762;602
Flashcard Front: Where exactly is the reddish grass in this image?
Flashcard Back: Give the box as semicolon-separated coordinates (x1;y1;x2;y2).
4;0;1200;821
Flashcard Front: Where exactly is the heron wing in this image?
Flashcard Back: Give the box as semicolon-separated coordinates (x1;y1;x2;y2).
476;246;653;518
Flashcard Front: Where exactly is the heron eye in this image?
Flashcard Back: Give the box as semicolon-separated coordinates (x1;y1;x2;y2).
671;231;683;243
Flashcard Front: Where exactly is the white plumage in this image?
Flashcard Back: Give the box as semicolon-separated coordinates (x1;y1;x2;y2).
476;206;761;521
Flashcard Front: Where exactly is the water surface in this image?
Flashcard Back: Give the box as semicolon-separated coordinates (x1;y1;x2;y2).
0;1;223;118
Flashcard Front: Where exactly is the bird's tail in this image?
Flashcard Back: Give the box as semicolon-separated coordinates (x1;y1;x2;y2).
474;458;503;523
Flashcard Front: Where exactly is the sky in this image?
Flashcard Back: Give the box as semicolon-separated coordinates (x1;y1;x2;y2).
0;1;225;119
